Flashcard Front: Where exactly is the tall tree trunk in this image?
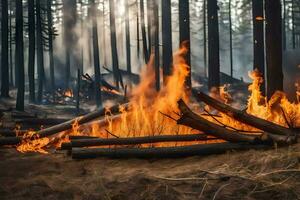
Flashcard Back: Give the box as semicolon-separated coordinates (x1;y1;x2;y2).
252;0;265;94
292;0;296;49
203;0;207;78
1;0;9;97
229;0;233;78
179;0;191;89
109;0;123;88
265;0;283;98
161;0;173;84
147;0;152;54
28;0;35;102
152;0;160;91
9;1;13;87
15;0;25;111
63;0;77;89
47;0;55;96
140;0;149;63
282;0;286;50
136;0;140;59
36;0;45;103
125;0;132;73
91;0;103;108
207;0;220;90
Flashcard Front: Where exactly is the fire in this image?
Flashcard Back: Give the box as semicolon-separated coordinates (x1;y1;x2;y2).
101;86;122;95
104;47;194;140
64;89;73;97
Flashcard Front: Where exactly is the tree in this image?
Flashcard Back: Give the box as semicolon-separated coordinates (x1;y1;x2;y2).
179;0;191;88
229;0;233;78
161;0;173;84
63;0;77;88
207;0;220;90
152;0;160;91
36;0;45;103
125;0;132;73
15;0;25;110
28;0;35;102
109;0;123;88
265;0;283;98
203;0;207;78
91;0;102;108
1;0;9;97
47;0;55;95
252;0;265;94
140;0;149;63
136;0;140;59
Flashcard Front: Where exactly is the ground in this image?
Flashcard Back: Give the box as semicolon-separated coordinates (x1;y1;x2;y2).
1;144;299;200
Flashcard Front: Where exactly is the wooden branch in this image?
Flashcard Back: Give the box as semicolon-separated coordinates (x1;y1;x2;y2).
68;135;100;140
61;134;215;150
177;100;266;144
197;92;298;138
177;100;296;145
35;103;128;139
71;143;270;159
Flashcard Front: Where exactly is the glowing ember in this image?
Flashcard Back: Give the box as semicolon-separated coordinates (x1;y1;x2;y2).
64;89;73;97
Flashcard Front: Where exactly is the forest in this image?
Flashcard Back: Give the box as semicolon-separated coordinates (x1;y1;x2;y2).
0;0;300;199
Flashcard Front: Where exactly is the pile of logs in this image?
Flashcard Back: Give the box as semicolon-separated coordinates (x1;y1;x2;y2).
0;92;299;159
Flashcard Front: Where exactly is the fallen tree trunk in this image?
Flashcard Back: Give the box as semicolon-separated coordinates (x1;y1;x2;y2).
35;103;128;139
0;137;22;146
68;135;100;140
71;143;269;159
197;91;298;137
0;129;17;137
61;134;215;150
177;100;296;145
15;118;69;126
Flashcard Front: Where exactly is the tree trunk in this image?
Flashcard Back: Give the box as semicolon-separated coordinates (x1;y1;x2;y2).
109;0;123;88
15;0;25;111
1;0;9;97
147;0;152;54
140;0;149;63
91;0;103;108
136;0;140;59
207;0;220;90
47;0;55;96
152;0;160;91
161;0;173;84
252;0;265;94
125;0;132;73
265;0;283;99
9;1;13;87
63;0;77;89
229;0;233;78
28;0;35;102
282;0;286;50
292;0;296;49
36;0;45;103
203;0;207;78
179;0;191;89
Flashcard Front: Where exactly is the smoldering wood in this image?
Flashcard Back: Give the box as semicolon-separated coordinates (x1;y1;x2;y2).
71;143;270;159
197;92;298;137
35;103;128;138
61;134;215;150
177;99;297;145
68;135;100;140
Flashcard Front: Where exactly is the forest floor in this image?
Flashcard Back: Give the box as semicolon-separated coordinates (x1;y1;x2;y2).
0;144;300;200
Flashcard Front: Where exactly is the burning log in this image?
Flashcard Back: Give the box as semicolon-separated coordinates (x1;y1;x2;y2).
176;99;296;145
0;129;27;137
61;134;215;150
71;143;269;159
35;103;129;138
68;135;100;140
197;92;298;137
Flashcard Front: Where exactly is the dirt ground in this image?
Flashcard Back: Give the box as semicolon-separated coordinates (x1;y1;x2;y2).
1;144;300;200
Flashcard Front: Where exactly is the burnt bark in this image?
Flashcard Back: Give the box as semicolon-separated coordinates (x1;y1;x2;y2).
207;0;220;89
125;0;132;73
252;0;265;94
1;0;9;97
71;143;269;159
15;0;25;111
161;0;173;84
140;0;149;63
28;0;35;102
47;0;55;95
179;0;191;88
265;0;284;99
